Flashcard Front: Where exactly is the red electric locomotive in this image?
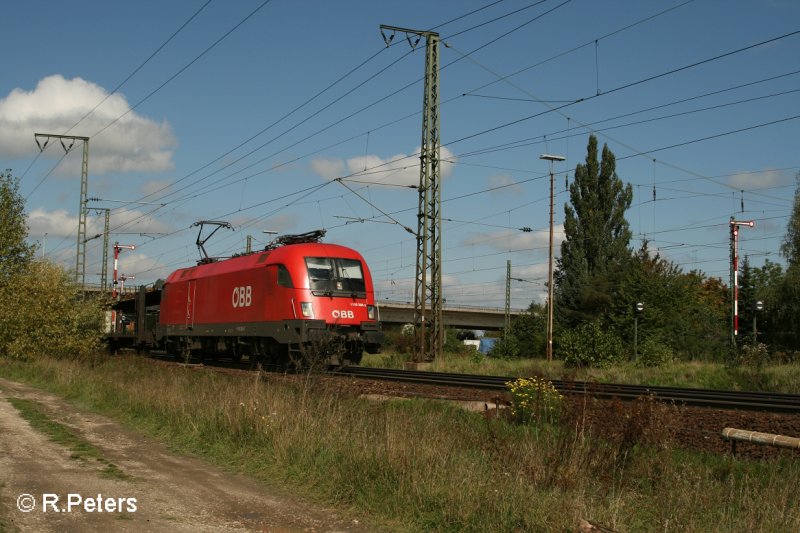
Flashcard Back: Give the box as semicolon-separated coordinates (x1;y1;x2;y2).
109;229;383;368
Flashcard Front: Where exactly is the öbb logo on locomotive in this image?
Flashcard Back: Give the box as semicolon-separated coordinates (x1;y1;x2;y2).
232;285;252;308
331;309;355;319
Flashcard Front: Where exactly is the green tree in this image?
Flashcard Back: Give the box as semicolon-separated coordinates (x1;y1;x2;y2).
745;259;786;348
497;302;546;358
0;261;105;359
555;135;633;325
0;168;105;360
738;255;756;341
775;172;800;350
0;169;34;282
612;242;728;361
781;172;800;267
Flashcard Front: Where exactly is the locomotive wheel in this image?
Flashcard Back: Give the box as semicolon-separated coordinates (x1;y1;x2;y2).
231;339;244;363
180;338;193;364
343;347;363;366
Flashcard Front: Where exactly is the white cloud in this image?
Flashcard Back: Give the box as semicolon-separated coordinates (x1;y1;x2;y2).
512;263;548;283
310;146;457;187
114;253;170;281
0;75;176;175
487;174;524;194
111;208;171;235
26;206;171;238
310;158;345;180
441;273;461;289
27;208;75;237
727;168;793;190
140;179;175;197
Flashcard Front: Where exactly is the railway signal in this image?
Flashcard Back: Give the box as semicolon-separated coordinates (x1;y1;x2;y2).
729;218;755;348
113;242;135;300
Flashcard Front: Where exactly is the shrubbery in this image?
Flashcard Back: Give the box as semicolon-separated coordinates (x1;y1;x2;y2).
0;169;105;360
636;339;673;367
0;261;105;359
558;320;625;368
488;335;521;359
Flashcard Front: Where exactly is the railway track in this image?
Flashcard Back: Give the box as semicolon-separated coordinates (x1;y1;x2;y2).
144;353;800;414
332;366;800;414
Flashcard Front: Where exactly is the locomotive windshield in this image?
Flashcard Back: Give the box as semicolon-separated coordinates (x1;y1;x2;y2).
305;257;366;295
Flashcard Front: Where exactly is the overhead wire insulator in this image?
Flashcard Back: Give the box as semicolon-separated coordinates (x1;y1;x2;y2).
380;29;394;47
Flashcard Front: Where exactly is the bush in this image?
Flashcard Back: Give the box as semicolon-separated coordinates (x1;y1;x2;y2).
636;339;673;367
444;327;467;354
736;342;770;368
0;260;105;359
383;329;416;354
488;335;521;359
558;320;625;368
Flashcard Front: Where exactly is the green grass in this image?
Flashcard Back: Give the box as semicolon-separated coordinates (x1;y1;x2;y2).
363;351;800;392
6;396;132;481
1;355;799;532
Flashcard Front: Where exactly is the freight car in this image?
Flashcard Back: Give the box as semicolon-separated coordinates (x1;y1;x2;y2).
106;230;384;368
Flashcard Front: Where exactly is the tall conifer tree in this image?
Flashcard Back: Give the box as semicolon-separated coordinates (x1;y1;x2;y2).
555;135;633;325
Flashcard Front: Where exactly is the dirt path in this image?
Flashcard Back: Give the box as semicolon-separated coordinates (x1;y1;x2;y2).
0;378;368;533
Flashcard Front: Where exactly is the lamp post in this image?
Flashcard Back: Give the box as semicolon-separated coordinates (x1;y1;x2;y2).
753;300;763;343
539;154;565;362
634;302;644;360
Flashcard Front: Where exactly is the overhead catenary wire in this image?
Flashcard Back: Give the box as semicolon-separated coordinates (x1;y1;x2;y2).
40;4;796;296
90;0;276;141
99;0;703;242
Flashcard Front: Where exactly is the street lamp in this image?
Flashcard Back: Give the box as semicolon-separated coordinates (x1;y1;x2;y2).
634;302;644;360
539;154;565;362
753;300;763;343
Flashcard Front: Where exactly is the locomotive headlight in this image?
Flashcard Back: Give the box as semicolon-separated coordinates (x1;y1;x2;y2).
367;305;376;320
300;301;314;318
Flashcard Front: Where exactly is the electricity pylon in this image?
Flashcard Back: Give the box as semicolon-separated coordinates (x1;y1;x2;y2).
35;133;90;288
380;24;442;361
88;207;111;291
505;260;511;336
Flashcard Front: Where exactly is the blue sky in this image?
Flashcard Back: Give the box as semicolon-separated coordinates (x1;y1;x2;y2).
2;0;799;309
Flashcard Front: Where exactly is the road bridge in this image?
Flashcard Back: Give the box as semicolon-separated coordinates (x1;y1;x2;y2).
376;301;526;331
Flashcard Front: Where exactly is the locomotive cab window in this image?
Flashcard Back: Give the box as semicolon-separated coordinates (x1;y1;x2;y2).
305;257;366;295
277;264;293;288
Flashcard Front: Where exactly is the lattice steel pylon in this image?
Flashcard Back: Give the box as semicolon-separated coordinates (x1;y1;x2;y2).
89;207;111;291
380;25;442;361
505;260;511;336
35;133;90;288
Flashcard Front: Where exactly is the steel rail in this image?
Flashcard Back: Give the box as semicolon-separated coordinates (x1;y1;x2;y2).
332;366;800;414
